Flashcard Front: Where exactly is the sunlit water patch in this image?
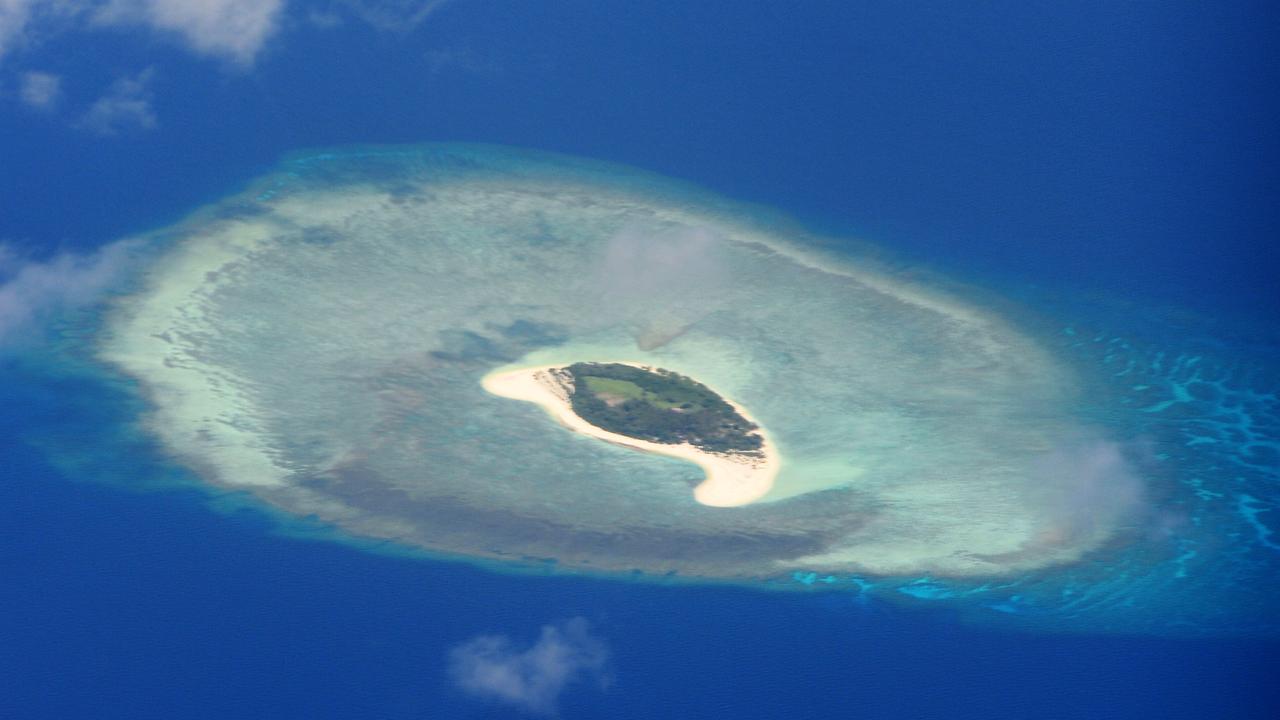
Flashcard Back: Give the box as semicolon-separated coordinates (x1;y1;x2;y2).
37;144;1276;635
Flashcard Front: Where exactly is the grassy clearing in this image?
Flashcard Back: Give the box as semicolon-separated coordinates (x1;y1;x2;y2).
584;376;647;401
582;375;704;410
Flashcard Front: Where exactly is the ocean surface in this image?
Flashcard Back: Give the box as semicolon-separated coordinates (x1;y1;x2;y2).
2;3;1278;718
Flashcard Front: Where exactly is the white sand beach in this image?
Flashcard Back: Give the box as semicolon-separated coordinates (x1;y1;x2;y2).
481;363;780;507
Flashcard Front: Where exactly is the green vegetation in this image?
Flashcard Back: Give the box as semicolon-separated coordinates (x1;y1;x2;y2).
565;362;763;454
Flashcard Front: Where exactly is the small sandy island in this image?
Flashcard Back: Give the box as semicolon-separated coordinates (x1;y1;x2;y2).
481;363;780;507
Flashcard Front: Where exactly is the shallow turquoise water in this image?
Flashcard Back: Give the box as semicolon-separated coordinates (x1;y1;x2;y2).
4;3;1278;717
20;144;1275;638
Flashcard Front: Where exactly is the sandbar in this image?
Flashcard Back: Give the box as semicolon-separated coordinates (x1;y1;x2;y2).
481;363;780;507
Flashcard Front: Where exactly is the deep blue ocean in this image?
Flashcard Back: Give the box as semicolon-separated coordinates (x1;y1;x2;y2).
3;3;1278;718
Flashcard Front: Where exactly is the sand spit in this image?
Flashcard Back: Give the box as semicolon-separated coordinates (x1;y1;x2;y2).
481;363;780;507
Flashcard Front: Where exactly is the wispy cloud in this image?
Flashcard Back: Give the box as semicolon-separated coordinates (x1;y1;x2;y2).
18;69;60;109
336;0;454;33
449;618;611;716
0;239;138;347
0;1;84;61
1;1;284;68
0;0;36;59
1025;435;1147;548
424;46;508;76
75;67;156;136
91;0;285;66
593;224;731;349
598;225;728;303
307;8;345;30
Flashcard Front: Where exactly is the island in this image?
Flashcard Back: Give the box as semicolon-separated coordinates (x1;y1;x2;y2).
481;362;779;507
565;363;765;453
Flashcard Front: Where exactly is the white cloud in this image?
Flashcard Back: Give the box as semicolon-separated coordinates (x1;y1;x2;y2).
0;239;138;347
307;8;344;30
92;0;285;66
0;1;284;67
336;0;453;32
1024;436;1146;548
449;618;611;716
18;69;60;109
76;67;156;135
424;46;503;76
1;1;94;60
0;0;34;59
